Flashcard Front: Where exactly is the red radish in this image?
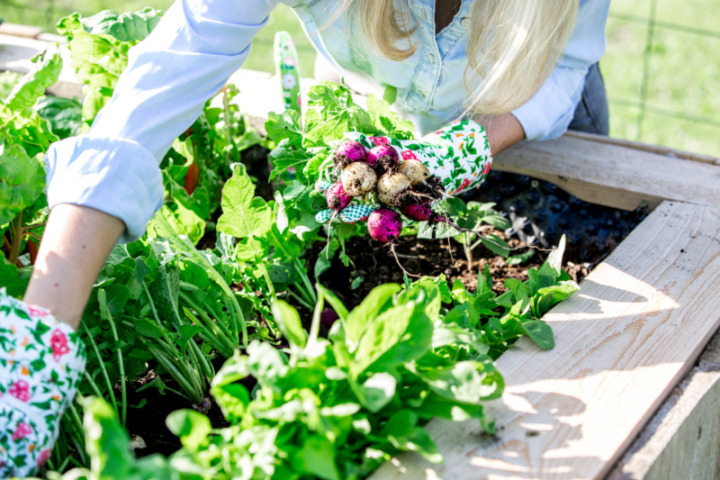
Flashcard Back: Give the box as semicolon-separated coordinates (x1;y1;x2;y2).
397;159;430;186
366;144;399;174
326;183;353;211
341;162;377;196
368;208;403;243
334;140;367;170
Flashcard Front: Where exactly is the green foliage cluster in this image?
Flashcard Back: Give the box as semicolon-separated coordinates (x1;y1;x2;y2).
43;248;575;479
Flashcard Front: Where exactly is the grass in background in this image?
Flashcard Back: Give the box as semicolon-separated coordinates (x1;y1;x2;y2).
2;0;718;157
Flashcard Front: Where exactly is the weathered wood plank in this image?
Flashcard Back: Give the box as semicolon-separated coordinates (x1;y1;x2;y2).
0;34;76;84
0;23;43;39
370;200;720;480
607;331;720;479
493;136;720;212
564;131;720;166
0;34;44;73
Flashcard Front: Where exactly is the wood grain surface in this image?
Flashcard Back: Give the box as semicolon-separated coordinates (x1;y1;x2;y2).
493;137;720;212
369;201;720;480
608;330;720;479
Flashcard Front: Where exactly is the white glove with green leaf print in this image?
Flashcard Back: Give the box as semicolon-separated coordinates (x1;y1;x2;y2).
314;118;493;225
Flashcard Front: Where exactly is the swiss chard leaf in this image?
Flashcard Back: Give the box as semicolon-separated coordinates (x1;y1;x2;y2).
217;163;272;239
0;143;45;227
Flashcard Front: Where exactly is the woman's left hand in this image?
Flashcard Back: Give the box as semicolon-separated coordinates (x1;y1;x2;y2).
314;118;494;224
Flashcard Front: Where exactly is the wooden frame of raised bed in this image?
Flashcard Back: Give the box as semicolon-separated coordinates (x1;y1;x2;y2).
3;29;720;479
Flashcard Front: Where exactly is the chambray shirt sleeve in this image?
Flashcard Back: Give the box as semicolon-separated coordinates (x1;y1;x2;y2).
45;0;280;242
511;0;611;141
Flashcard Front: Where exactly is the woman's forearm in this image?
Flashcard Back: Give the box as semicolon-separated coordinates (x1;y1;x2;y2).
23;204;125;330
479;112;526;155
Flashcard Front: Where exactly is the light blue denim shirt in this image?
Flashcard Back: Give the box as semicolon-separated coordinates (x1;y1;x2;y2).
45;0;610;242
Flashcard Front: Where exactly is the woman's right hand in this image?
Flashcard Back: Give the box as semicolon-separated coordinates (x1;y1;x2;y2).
0;291;87;477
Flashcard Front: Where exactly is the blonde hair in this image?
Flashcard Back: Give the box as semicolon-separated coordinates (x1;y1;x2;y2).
337;0;578;117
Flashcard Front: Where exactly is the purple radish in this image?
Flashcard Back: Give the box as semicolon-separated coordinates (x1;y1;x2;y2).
402;201;481;235
401;202;441;222
320;308;339;328
334;140;367;170
326;183;353;211
367;144;399;174
367;208;403;243
367;208;421;278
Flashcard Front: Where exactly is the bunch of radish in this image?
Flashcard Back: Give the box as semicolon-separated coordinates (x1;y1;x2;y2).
323;139;472;275
327;140;449;242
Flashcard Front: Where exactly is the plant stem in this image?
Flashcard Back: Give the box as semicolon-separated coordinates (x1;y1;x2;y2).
141;282;182;357
269;229;317;302
80;323;120;414
188;337;214;381
99;290;127;427
180;297;235;357
67;403;87;466
9;212;24;266
464;232;473;273
286;287;314;311
157;214;249;347
144;341;204;404
307;288;324;347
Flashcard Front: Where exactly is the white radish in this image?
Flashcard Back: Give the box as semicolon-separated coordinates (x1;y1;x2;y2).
341;162;377;196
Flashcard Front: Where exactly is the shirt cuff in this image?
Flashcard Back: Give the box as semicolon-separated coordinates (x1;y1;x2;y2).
511;66;587;141
45;135;164;243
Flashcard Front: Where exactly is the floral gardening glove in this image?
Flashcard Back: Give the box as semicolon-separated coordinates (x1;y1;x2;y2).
0;290;86;477
314;118;492;224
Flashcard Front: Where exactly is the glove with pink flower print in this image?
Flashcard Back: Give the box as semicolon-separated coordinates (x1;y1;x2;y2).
314;118;492;225
0;290;86;477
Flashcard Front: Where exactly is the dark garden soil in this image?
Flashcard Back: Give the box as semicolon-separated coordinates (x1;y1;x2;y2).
313;170;647;308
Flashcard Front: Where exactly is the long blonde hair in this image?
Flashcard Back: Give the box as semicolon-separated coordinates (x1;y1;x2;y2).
337;0;578;117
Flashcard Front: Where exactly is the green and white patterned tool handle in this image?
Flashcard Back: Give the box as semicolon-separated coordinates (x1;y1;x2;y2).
274;31;301;114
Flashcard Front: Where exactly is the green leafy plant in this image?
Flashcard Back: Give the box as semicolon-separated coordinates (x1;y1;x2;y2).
51;241;577;479
56;8;163;125
0;48;61;291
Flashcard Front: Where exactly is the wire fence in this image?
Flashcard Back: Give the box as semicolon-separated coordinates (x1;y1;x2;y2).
604;0;719;157
2;0;718;157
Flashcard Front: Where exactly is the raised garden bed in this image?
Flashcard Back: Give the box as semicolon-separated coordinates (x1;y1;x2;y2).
232;68;720;479
4;25;720;479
